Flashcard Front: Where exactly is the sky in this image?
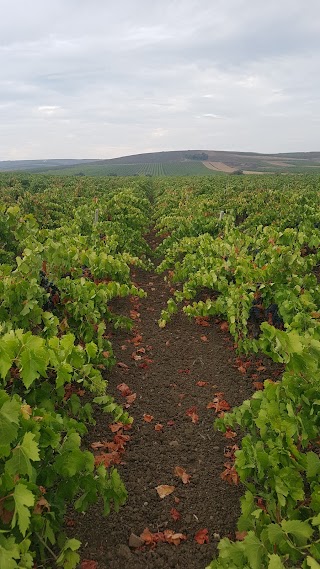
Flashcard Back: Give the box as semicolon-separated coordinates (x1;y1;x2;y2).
1;0;319;159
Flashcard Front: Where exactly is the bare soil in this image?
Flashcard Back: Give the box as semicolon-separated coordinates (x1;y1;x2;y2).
69;236;281;569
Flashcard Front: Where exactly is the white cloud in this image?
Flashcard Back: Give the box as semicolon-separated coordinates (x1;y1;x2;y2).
0;0;320;158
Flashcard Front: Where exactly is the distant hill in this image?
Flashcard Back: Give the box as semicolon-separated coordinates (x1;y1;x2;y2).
1;150;320;176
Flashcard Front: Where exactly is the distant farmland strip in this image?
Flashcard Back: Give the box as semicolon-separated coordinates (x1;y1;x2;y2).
42;161;220;177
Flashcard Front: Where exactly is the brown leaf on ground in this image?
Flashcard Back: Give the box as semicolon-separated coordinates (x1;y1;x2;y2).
235;531;248;541
81;561;98;569
200;335;208;342
94;451;122;468
221;463;240;485
194;529;209;544
156;485;175;499
170;508;181;521
220;321;229;332
167;420;175;426
164;529;187;546
224;428;237;439
117;383;132;397
195;316;210;327
131;334;143;345
207;399;231;412
143;414;154;423
196;381;209;387
125;393;136;407
256;365;266;372
253;381;264;390
131;352;142;361
117;362;129;370
178;368;190;374
174;466;191;484
154;423;164;431
109;422;132;433
185;406;199;424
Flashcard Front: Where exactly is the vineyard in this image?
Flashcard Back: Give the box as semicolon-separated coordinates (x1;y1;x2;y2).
40;162;219;177
0;172;320;569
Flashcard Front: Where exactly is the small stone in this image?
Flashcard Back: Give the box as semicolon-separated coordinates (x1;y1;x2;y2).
143;501;148;506
129;533;144;549
213;533;221;540
169;440;179;447
117;544;132;560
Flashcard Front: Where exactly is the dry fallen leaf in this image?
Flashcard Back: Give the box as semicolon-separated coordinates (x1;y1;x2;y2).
185;406;199;424
143;414;154;423
194;529;209;544
117;362;129;370
196;381;208;387
174;466;191;484
164;529;187;546
200;335;208;342
81;561;98;569
117;383;131;397
235;531;248;541
154;423;164;431
156;485;175;499
170;508;181;522
220;321;229;332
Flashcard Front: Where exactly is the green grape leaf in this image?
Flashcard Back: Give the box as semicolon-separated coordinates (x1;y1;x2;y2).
12;484;35;537
6;432;40;479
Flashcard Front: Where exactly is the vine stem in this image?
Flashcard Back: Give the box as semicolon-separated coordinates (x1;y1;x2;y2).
35;532;58;562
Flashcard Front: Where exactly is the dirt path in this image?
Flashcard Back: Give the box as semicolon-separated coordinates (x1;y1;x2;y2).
71;236;277;569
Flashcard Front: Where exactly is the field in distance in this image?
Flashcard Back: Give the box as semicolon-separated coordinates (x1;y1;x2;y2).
2;149;320;176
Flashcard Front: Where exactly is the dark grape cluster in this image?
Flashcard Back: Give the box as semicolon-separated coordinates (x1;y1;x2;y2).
39;270;60;311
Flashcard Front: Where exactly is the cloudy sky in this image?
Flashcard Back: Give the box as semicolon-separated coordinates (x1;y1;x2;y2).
1;0;319;159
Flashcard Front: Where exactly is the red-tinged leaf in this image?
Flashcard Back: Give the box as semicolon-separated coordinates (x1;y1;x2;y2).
94;451;122;468
125;392;136;406
178;368;190;374
224;444;239;459
143;414;154;423
109;422;132;433
200;335;208;342
136;347;146;354
196;381;209;387
121;345;127;351
138;362;149;369
238;365;247;374
132;352;142;361
195;529;209;544
220;321;229;332
130;310;140;320
221;463;240;485
156;485;175;499
117;362;129;370
235;531;247;541
256;497;268;512
144;358;154;364
207;399;231;412
195;316;210;327
170;507;181;521
140;527;158;546
186;406;199;424
65;517;75;527
117;383;131;396
167;419;175;426
214;391;225;399
174;466;191;484
91;441;105;449
81;560;98;569
164;529;187;546
256;365;266;372
251;373;259;380
131;334;143;345
154;423;164;431
102;351;111;358
224;428;237;439
253;382;264;390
